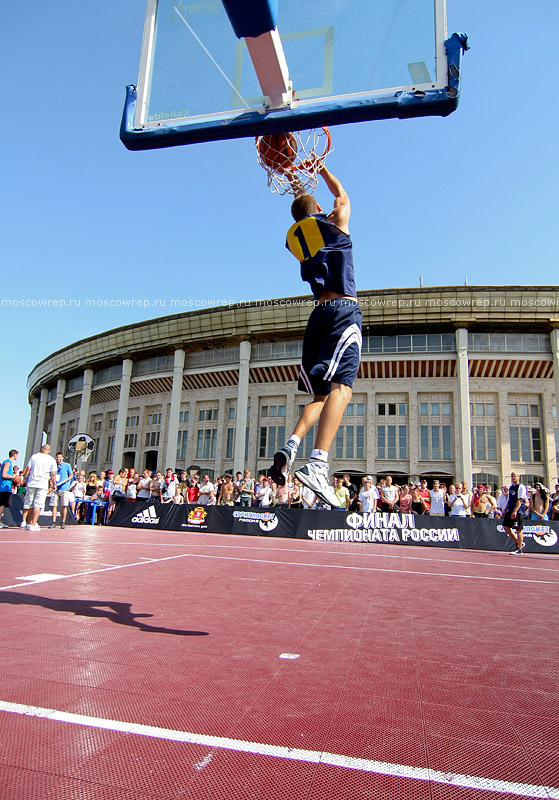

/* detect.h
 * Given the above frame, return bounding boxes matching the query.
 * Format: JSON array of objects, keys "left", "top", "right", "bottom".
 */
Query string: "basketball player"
[{"left": 269, "top": 165, "right": 362, "bottom": 508}]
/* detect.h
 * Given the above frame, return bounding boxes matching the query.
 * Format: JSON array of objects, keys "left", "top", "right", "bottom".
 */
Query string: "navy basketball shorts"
[{"left": 298, "top": 298, "right": 363, "bottom": 395}]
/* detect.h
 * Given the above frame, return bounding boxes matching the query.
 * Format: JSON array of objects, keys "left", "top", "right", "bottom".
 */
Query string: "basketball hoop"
[
  {"left": 256, "top": 127, "right": 332, "bottom": 196},
  {"left": 67, "top": 434, "right": 96, "bottom": 466}
]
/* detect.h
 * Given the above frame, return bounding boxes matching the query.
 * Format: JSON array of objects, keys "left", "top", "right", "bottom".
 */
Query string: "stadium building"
[{"left": 25, "top": 286, "right": 559, "bottom": 490}]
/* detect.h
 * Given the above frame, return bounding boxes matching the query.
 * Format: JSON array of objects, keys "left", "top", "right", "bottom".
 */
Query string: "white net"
[{"left": 256, "top": 127, "right": 332, "bottom": 196}]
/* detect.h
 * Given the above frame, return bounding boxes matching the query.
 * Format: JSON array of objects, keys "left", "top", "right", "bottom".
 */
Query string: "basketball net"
[{"left": 256, "top": 127, "right": 332, "bottom": 196}]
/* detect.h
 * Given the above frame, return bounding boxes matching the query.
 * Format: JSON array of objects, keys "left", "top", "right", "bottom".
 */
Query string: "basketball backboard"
[{"left": 121, "top": 0, "right": 467, "bottom": 151}]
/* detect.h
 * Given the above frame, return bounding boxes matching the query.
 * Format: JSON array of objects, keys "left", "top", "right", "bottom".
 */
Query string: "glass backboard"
[{"left": 121, "top": 0, "right": 466, "bottom": 150}]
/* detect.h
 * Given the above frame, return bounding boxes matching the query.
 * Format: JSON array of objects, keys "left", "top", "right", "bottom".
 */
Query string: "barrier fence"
[{"left": 108, "top": 501, "right": 559, "bottom": 554}]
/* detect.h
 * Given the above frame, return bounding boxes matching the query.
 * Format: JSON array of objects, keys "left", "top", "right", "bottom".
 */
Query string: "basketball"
[{"left": 258, "top": 132, "right": 298, "bottom": 173}]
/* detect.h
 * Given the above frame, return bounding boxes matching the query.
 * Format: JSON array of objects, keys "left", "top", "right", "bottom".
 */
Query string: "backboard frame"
[{"left": 121, "top": 0, "right": 467, "bottom": 151}]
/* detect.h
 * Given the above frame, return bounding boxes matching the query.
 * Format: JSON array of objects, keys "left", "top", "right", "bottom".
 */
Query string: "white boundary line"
[
  {"left": 0, "top": 700, "right": 556, "bottom": 799},
  {"left": 0, "top": 549, "right": 557, "bottom": 590}
]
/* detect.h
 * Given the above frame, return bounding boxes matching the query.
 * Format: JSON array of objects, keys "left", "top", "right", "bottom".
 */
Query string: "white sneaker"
[
  {"left": 20, "top": 521, "right": 28, "bottom": 529},
  {"left": 270, "top": 447, "right": 296, "bottom": 486},
  {"left": 295, "top": 461, "right": 343, "bottom": 508},
  {"left": 27, "top": 524, "right": 41, "bottom": 532},
  {"left": 0, "top": 521, "right": 9, "bottom": 528}
]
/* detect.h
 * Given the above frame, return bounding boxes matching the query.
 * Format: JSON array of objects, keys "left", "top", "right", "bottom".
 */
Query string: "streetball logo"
[
  {"left": 497, "top": 524, "right": 558, "bottom": 547},
  {"left": 131, "top": 506, "right": 160, "bottom": 525},
  {"left": 259, "top": 513, "right": 278, "bottom": 532}
]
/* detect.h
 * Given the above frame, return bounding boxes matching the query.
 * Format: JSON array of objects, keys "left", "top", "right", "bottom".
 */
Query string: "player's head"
[{"left": 291, "top": 193, "right": 319, "bottom": 221}]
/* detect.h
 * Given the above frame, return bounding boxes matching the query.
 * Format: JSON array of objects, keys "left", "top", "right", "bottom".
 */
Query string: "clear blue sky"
[{"left": 1, "top": 1, "right": 557, "bottom": 458}]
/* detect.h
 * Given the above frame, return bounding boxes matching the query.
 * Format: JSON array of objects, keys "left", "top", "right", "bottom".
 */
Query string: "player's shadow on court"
[{"left": 0, "top": 591, "right": 209, "bottom": 636}]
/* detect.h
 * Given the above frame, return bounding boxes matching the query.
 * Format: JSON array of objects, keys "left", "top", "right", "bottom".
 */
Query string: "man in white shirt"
[
  {"left": 198, "top": 474, "right": 215, "bottom": 505},
  {"left": 380, "top": 475, "right": 398, "bottom": 512},
  {"left": 22, "top": 444, "right": 57, "bottom": 531},
  {"left": 359, "top": 477, "right": 379, "bottom": 513},
  {"left": 429, "top": 480, "right": 446, "bottom": 516}
]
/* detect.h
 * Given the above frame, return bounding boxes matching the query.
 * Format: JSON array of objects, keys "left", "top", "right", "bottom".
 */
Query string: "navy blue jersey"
[
  {"left": 286, "top": 213, "right": 356, "bottom": 300},
  {"left": 506, "top": 482, "right": 526, "bottom": 514}
]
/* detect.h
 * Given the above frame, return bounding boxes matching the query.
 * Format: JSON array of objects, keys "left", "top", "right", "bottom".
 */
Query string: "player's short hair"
[{"left": 291, "top": 193, "right": 319, "bottom": 221}]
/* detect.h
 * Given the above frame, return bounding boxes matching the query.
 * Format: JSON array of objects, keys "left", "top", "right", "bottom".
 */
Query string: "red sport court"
[{"left": 0, "top": 525, "right": 557, "bottom": 799}]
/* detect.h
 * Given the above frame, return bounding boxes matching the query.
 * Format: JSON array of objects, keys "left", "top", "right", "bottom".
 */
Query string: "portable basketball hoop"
[
  {"left": 256, "top": 127, "right": 332, "bottom": 196},
  {"left": 67, "top": 434, "right": 95, "bottom": 466}
]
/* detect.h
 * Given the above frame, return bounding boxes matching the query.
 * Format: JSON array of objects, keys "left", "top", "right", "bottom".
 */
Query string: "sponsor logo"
[
  {"left": 232, "top": 510, "right": 278, "bottom": 531},
  {"left": 188, "top": 506, "right": 208, "bottom": 526},
  {"left": 130, "top": 506, "right": 160, "bottom": 525},
  {"left": 497, "top": 524, "right": 558, "bottom": 547}
]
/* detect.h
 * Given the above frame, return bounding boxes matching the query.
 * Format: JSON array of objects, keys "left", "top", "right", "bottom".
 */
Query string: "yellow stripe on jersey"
[{"left": 286, "top": 216, "right": 326, "bottom": 262}]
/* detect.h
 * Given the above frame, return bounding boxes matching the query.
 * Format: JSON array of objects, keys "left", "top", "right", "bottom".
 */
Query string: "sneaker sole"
[
  {"left": 270, "top": 452, "right": 288, "bottom": 486},
  {"left": 294, "top": 468, "right": 343, "bottom": 509}
]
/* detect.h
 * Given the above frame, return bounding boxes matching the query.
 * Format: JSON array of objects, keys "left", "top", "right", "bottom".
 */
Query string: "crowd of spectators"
[{"left": 2, "top": 445, "right": 559, "bottom": 527}]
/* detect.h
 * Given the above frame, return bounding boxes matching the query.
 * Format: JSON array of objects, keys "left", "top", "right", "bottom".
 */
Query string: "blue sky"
[{"left": 1, "top": 1, "right": 557, "bottom": 459}]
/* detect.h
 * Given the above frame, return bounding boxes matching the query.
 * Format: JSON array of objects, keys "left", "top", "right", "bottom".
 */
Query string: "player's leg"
[
  {"left": 313, "top": 382, "right": 352, "bottom": 452},
  {"left": 269, "top": 395, "right": 326, "bottom": 485}
]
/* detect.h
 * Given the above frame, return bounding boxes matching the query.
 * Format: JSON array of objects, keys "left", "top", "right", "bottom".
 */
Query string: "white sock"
[
  {"left": 310, "top": 448, "right": 328, "bottom": 463},
  {"left": 285, "top": 435, "right": 300, "bottom": 453}
]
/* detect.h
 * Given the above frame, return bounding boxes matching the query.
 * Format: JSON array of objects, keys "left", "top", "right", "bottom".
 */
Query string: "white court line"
[
  {"left": 0, "top": 700, "right": 556, "bottom": 799},
  {"left": 0, "top": 553, "right": 192, "bottom": 591},
  {"left": 0, "top": 549, "right": 557, "bottom": 591},
  {"left": 185, "top": 553, "right": 559, "bottom": 585},
  {"left": 2, "top": 538, "right": 557, "bottom": 575}
]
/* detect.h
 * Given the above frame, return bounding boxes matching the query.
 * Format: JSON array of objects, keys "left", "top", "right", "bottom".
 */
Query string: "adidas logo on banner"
[{"left": 131, "top": 506, "right": 160, "bottom": 525}]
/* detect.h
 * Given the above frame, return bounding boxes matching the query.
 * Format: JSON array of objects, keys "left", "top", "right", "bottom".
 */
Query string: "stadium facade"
[{"left": 25, "top": 286, "right": 559, "bottom": 489}]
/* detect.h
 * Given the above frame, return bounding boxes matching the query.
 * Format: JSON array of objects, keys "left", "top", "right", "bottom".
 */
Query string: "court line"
[
  {"left": 0, "top": 700, "right": 555, "bottom": 799},
  {"left": 0, "top": 548, "right": 557, "bottom": 590},
  {"left": 185, "top": 553, "right": 559, "bottom": 585},
  {"left": 1, "top": 538, "right": 557, "bottom": 575},
  {"left": 0, "top": 552, "right": 192, "bottom": 591}
]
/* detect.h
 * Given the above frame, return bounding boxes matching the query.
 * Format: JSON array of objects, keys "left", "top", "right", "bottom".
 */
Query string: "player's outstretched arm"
[{"left": 319, "top": 165, "right": 350, "bottom": 232}]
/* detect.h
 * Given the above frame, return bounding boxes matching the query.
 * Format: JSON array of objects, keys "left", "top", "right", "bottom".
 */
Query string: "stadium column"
[
  {"left": 366, "top": 387, "right": 376, "bottom": 477},
  {"left": 497, "top": 390, "right": 512, "bottom": 485},
  {"left": 550, "top": 330, "right": 559, "bottom": 467},
  {"left": 407, "top": 388, "right": 419, "bottom": 482},
  {"left": 112, "top": 359, "right": 133, "bottom": 470},
  {"left": 33, "top": 388, "right": 49, "bottom": 453},
  {"left": 455, "top": 328, "right": 472, "bottom": 485},
  {"left": 165, "top": 349, "right": 186, "bottom": 469},
  {"left": 50, "top": 379, "right": 66, "bottom": 452},
  {"left": 234, "top": 340, "right": 251, "bottom": 474},
  {"left": 24, "top": 395, "right": 39, "bottom": 463},
  {"left": 77, "top": 369, "right": 93, "bottom": 434},
  {"left": 540, "top": 391, "right": 556, "bottom": 488}
]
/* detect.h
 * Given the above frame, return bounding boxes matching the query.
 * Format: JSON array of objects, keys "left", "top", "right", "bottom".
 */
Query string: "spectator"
[
  {"left": 186, "top": 475, "right": 200, "bottom": 504},
  {"left": 21, "top": 444, "right": 57, "bottom": 531},
  {"left": 301, "top": 484, "right": 317, "bottom": 509},
  {"left": 162, "top": 469, "right": 179, "bottom": 502},
  {"left": 177, "top": 470, "right": 189, "bottom": 498},
  {"left": 70, "top": 470, "right": 87, "bottom": 519},
  {"left": 238, "top": 469, "right": 255, "bottom": 507},
  {"left": 289, "top": 477, "right": 304, "bottom": 508},
  {"left": 126, "top": 468, "right": 139, "bottom": 501},
  {"left": 233, "top": 471, "right": 244, "bottom": 504},
  {"left": 0, "top": 449, "right": 19, "bottom": 528},
  {"left": 198, "top": 474, "right": 215, "bottom": 505},
  {"left": 461, "top": 481, "right": 473, "bottom": 516},
  {"left": 359, "top": 476, "right": 379, "bottom": 512},
  {"left": 418, "top": 479, "right": 430, "bottom": 513},
  {"left": 150, "top": 472, "right": 164, "bottom": 502},
  {"left": 333, "top": 476, "right": 350, "bottom": 509},
  {"left": 380, "top": 475, "right": 398, "bottom": 512},
  {"left": 217, "top": 474, "right": 236, "bottom": 505},
  {"left": 411, "top": 484, "right": 426, "bottom": 515},
  {"left": 137, "top": 469, "right": 152, "bottom": 501},
  {"left": 448, "top": 484, "right": 468, "bottom": 517},
  {"left": 256, "top": 477, "right": 273, "bottom": 507},
  {"left": 428, "top": 479, "right": 445, "bottom": 517},
  {"left": 471, "top": 485, "right": 496, "bottom": 518},
  {"left": 530, "top": 483, "right": 549, "bottom": 521},
  {"left": 398, "top": 484, "right": 412, "bottom": 514},
  {"left": 343, "top": 473, "right": 359, "bottom": 511},
  {"left": 170, "top": 487, "right": 184, "bottom": 504},
  {"left": 274, "top": 481, "right": 290, "bottom": 508}
]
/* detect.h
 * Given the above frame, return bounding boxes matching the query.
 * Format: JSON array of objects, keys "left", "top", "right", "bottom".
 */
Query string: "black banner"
[{"left": 109, "top": 502, "right": 559, "bottom": 555}]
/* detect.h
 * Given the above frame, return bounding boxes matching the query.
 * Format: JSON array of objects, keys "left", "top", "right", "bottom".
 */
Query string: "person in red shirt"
[
  {"left": 186, "top": 475, "right": 200, "bottom": 504},
  {"left": 418, "top": 479, "right": 431, "bottom": 513}
]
